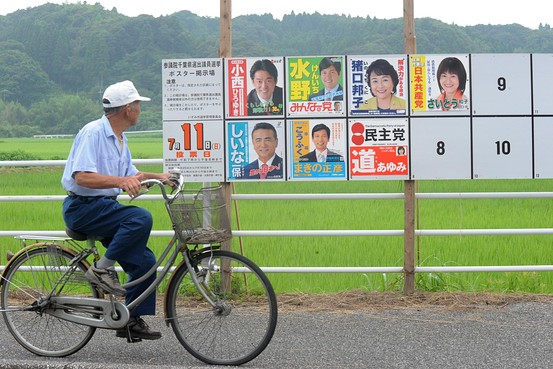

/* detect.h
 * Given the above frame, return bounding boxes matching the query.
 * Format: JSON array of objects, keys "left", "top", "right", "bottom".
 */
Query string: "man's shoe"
[
  {"left": 116, "top": 317, "right": 162, "bottom": 341},
  {"left": 85, "top": 263, "right": 126, "bottom": 297}
]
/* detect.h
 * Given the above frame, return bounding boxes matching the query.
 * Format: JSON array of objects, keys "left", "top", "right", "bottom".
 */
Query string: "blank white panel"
[
  {"left": 472, "top": 117, "right": 532, "bottom": 179},
  {"left": 471, "top": 54, "right": 531, "bottom": 116},
  {"left": 532, "top": 54, "right": 553, "bottom": 115},
  {"left": 534, "top": 117, "right": 553, "bottom": 178},
  {"left": 410, "top": 117, "right": 471, "bottom": 179}
]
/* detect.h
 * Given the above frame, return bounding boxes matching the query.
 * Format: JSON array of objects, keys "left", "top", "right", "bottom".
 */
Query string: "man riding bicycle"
[{"left": 61, "top": 80, "right": 174, "bottom": 341}]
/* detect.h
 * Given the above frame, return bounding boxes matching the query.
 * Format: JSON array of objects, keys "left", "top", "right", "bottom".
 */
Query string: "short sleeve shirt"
[{"left": 61, "top": 115, "right": 138, "bottom": 196}]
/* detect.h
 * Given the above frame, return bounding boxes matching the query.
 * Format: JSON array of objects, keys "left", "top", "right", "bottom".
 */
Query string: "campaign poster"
[
  {"left": 348, "top": 55, "right": 408, "bottom": 116},
  {"left": 163, "top": 120, "right": 225, "bottom": 182},
  {"left": 162, "top": 58, "right": 224, "bottom": 121},
  {"left": 226, "top": 120, "right": 285, "bottom": 181},
  {"left": 409, "top": 54, "right": 470, "bottom": 115},
  {"left": 288, "top": 119, "right": 347, "bottom": 180},
  {"left": 225, "top": 57, "right": 285, "bottom": 118},
  {"left": 348, "top": 118, "right": 409, "bottom": 180},
  {"left": 286, "top": 56, "right": 346, "bottom": 118}
]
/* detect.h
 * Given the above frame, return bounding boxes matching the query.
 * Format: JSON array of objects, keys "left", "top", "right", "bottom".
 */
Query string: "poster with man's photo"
[
  {"left": 288, "top": 119, "right": 347, "bottom": 180},
  {"left": 226, "top": 120, "right": 285, "bottom": 181},
  {"left": 286, "top": 56, "right": 346, "bottom": 118},
  {"left": 225, "top": 57, "right": 285, "bottom": 118}
]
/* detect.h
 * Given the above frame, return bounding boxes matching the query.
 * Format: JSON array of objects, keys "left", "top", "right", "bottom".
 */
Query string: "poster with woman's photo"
[
  {"left": 409, "top": 54, "right": 470, "bottom": 115},
  {"left": 348, "top": 55, "right": 408, "bottom": 116},
  {"left": 288, "top": 119, "right": 347, "bottom": 180},
  {"left": 225, "top": 57, "right": 285, "bottom": 119}
]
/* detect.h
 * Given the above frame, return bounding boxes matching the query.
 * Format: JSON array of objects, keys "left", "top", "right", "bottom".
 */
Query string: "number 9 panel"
[{"left": 471, "top": 54, "right": 531, "bottom": 116}]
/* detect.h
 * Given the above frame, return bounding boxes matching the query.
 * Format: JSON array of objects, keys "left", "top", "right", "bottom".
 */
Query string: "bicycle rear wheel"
[
  {"left": 1, "top": 244, "right": 98, "bottom": 357},
  {"left": 166, "top": 250, "right": 278, "bottom": 366}
]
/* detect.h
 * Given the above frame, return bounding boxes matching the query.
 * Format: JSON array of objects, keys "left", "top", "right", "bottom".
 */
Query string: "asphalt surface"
[{"left": 1, "top": 300, "right": 553, "bottom": 369}]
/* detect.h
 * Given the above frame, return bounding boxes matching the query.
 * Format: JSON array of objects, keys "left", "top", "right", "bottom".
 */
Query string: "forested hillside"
[{"left": 0, "top": 3, "right": 551, "bottom": 137}]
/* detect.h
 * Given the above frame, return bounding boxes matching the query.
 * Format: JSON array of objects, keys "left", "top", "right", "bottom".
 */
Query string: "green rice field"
[{"left": 2, "top": 136, "right": 553, "bottom": 294}]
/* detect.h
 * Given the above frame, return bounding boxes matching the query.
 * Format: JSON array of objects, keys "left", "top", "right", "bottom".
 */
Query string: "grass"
[{"left": 2, "top": 137, "right": 553, "bottom": 294}]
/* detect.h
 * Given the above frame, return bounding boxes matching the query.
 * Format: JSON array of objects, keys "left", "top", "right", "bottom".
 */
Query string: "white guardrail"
[{"left": 2, "top": 159, "right": 553, "bottom": 274}]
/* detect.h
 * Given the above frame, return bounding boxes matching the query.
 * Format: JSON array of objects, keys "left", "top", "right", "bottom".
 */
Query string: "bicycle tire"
[
  {"left": 1, "top": 244, "right": 98, "bottom": 357},
  {"left": 166, "top": 249, "right": 278, "bottom": 366}
]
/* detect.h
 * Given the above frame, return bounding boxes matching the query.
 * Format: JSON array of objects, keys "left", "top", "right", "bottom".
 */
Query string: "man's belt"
[{"left": 67, "top": 191, "right": 117, "bottom": 200}]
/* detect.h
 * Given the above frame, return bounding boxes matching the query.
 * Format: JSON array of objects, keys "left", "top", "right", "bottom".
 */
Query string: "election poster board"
[
  {"left": 348, "top": 118, "right": 409, "bottom": 180},
  {"left": 226, "top": 120, "right": 285, "bottom": 181},
  {"left": 162, "top": 120, "right": 225, "bottom": 182},
  {"left": 409, "top": 54, "right": 470, "bottom": 115},
  {"left": 161, "top": 54, "right": 553, "bottom": 182},
  {"left": 224, "top": 57, "right": 285, "bottom": 118},
  {"left": 348, "top": 55, "right": 408, "bottom": 117},
  {"left": 286, "top": 56, "right": 346, "bottom": 118},
  {"left": 287, "top": 119, "right": 347, "bottom": 180}
]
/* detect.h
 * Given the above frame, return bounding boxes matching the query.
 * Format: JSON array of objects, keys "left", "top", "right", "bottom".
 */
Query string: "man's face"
[
  {"left": 252, "top": 128, "right": 277, "bottom": 163},
  {"left": 252, "top": 70, "right": 276, "bottom": 101},
  {"left": 127, "top": 101, "right": 141, "bottom": 126},
  {"left": 312, "top": 129, "right": 329, "bottom": 151},
  {"left": 320, "top": 65, "right": 340, "bottom": 91}
]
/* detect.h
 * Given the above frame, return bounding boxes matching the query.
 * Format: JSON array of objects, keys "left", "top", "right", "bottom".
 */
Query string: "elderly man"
[{"left": 62, "top": 80, "right": 174, "bottom": 341}]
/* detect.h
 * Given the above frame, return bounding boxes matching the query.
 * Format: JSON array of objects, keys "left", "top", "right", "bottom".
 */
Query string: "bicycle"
[{"left": 0, "top": 170, "right": 278, "bottom": 366}]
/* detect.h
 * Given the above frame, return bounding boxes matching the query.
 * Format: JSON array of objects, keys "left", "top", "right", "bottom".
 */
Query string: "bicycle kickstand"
[{"left": 124, "top": 327, "right": 142, "bottom": 344}]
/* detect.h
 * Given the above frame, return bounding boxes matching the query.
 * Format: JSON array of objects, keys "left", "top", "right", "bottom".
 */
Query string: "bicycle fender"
[
  {"left": 0, "top": 242, "right": 90, "bottom": 287},
  {"left": 163, "top": 260, "right": 187, "bottom": 321}
]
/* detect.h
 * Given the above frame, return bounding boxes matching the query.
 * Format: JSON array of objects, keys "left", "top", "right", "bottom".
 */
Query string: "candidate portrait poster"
[
  {"left": 288, "top": 119, "right": 347, "bottom": 180},
  {"left": 163, "top": 120, "right": 225, "bottom": 182},
  {"left": 286, "top": 56, "right": 346, "bottom": 118},
  {"left": 162, "top": 58, "right": 224, "bottom": 121},
  {"left": 225, "top": 57, "right": 285, "bottom": 118},
  {"left": 348, "top": 118, "right": 409, "bottom": 180},
  {"left": 226, "top": 120, "right": 285, "bottom": 181},
  {"left": 348, "top": 55, "right": 408, "bottom": 117},
  {"left": 409, "top": 54, "right": 470, "bottom": 115}
]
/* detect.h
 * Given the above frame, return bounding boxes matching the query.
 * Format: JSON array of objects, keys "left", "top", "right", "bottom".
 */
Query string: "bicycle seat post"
[{"left": 65, "top": 228, "right": 101, "bottom": 262}]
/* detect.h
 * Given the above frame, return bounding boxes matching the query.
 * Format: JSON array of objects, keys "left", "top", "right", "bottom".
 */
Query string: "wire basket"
[{"left": 168, "top": 186, "right": 232, "bottom": 244}]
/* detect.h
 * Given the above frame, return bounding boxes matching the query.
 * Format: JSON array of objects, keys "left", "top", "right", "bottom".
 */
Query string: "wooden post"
[
  {"left": 403, "top": 0, "right": 416, "bottom": 295},
  {"left": 219, "top": 0, "right": 232, "bottom": 58},
  {"left": 218, "top": 0, "right": 233, "bottom": 292},
  {"left": 219, "top": 0, "right": 232, "bottom": 252}
]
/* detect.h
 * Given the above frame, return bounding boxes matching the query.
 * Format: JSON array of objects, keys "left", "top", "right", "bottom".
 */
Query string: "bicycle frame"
[{"left": 1, "top": 170, "right": 222, "bottom": 326}]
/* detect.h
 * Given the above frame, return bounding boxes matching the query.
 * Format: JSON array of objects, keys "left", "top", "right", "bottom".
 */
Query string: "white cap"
[{"left": 102, "top": 80, "right": 151, "bottom": 108}]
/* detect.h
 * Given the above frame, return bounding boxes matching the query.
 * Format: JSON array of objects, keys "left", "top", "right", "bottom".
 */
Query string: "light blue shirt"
[{"left": 61, "top": 115, "right": 138, "bottom": 196}]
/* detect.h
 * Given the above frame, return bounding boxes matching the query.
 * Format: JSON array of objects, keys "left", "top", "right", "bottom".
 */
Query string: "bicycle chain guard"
[{"left": 46, "top": 296, "right": 130, "bottom": 329}]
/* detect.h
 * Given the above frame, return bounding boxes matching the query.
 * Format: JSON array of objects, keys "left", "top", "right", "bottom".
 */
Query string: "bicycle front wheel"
[
  {"left": 166, "top": 250, "right": 278, "bottom": 366},
  {"left": 1, "top": 244, "right": 98, "bottom": 357}
]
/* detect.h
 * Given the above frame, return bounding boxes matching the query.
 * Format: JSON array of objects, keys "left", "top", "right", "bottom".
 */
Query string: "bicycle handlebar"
[{"left": 133, "top": 169, "right": 185, "bottom": 201}]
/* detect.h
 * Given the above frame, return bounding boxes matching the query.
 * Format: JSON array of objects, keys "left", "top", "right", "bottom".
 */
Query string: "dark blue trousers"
[{"left": 62, "top": 196, "right": 156, "bottom": 316}]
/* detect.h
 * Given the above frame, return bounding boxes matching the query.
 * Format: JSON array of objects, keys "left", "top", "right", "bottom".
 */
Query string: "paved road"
[{"left": 1, "top": 300, "right": 553, "bottom": 369}]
